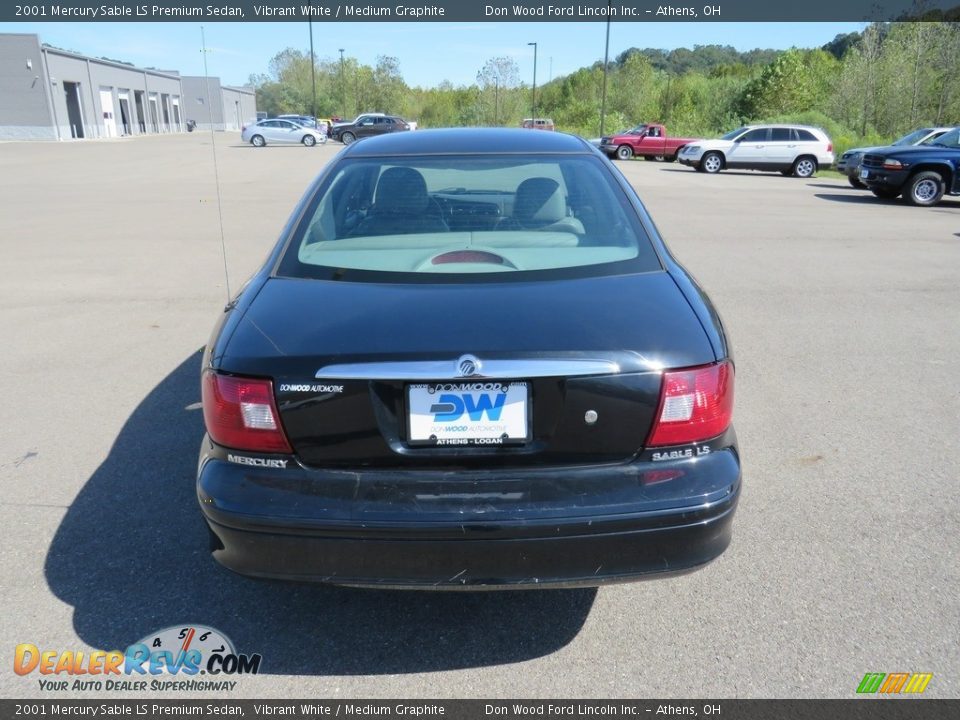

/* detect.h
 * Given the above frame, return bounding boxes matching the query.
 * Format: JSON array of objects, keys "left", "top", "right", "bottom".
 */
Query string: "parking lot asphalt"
[{"left": 1, "top": 133, "right": 958, "bottom": 699}]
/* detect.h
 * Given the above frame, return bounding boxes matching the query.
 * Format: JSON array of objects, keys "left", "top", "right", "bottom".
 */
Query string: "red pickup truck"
[{"left": 599, "top": 123, "right": 698, "bottom": 161}]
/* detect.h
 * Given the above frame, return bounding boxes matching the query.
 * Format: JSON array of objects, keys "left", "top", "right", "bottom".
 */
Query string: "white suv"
[{"left": 678, "top": 125, "right": 834, "bottom": 177}]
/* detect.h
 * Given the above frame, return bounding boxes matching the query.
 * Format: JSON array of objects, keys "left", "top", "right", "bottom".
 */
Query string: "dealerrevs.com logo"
[{"left": 15, "top": 625, "right": 262, "bottom": 692}]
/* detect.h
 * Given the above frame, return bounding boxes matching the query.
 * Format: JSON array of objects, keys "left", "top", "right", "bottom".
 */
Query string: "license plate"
[
  {"left": 860, "top": 169, "right": 870, "bottom": 179},
  {"left": 407, "top": 382, "right": 529, "bottom": 446}
]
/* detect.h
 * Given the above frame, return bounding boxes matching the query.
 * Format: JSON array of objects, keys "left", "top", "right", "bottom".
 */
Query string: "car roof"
[
  {"left": 742, "top": 124, "right": 825, "bottom": 130},
  {"left": 342, "top": 128, "right": 594, "bottom": 156}
]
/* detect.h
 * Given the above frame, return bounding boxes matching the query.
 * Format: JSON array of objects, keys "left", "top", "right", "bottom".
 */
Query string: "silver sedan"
[{"left": 241, "top": 119, "right": 327, "bottom": 147}]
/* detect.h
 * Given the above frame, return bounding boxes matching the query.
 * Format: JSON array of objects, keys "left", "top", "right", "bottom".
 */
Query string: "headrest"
[
  {"left": 513, "top": 177, "right": 566, "bottom": 224},
  {"left": 374, "top": 167, "right": 430, "bottom": 214}
]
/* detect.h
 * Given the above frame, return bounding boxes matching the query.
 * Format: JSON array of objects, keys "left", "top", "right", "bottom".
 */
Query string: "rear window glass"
[
  {"left": 795, "top": 129, "right": 818, "bottom": 141},
  {"left": 276, "top": 154, "right": 662, "bottom": 283}
]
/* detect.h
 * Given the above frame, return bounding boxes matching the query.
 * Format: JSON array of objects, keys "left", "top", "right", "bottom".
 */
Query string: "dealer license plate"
[{"left": 407, "top": 382, "right": 529, "bottom": 446}]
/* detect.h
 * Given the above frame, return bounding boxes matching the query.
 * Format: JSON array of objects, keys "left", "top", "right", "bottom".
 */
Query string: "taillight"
[
  {"left": 202, "top": 372, "right": 292, "bottom": 453},
  {"left": 827, "top": 143, "right": 833, "bottom": 153},
  {"left": 647, "top": 362, "right": 734, "bottom": 447}
]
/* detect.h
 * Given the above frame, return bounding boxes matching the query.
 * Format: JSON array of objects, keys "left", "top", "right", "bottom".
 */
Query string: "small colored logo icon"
[{"left": 857, "top": 672, "right": 933, "bottom": 694}]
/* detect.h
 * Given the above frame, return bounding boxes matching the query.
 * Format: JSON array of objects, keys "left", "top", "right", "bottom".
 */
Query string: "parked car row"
[
  {"left": 837, "top": 127, "right": 953, "bottom": 189},
  {"left": 600, "top": 122, "right": 834, "bottom": 178},
  {"left": 241, "top": 113, "right": 417, "bottom": 148},
  {"left": 601, "top": 119, "right": 958, "bottom": 206},
  {"left": 856, "top": 126, "right": 960, "bottom": 206}
]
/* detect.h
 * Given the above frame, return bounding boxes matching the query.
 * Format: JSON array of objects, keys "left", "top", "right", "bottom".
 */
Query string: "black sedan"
[{"left": 198, "top": 128, "right": 740, "bottom": 589}]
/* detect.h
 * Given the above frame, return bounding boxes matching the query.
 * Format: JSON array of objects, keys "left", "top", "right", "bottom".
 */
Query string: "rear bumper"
[{"left": 197, "top": 436, "right": 741, "bottom": 589}]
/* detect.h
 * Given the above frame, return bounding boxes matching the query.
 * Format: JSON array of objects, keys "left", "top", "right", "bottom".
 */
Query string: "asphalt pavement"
[{"left": 1, "top": 133, "right": 957, "bottom": 699}]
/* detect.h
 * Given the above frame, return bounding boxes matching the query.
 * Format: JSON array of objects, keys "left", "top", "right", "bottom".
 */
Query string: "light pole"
[
  {"left": 600, "top": 0, "right": 611, "bottom": 137},
  {"left": 308, "top": 7, "right": 317, "bottom": 119},
  {"left": 528, "top": 41, "right": 538, "bottom": 122},
  {"left": 338, "top": 48, "right": 345, "bottom": 117},
  {"left": 476, "top": 71, "right": 484, "bottom": 126}
]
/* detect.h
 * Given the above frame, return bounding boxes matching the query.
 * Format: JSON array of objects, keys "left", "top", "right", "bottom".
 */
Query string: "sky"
[{"left": 0, "top": 21, "right": 863, "bottom": 88}]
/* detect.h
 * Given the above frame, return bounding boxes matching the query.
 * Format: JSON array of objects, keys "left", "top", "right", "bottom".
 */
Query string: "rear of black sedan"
[{"left": 197, "top": 129, "right": 740, "bottom": 589}]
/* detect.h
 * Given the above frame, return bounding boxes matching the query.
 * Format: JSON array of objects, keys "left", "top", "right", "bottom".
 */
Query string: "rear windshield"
[{"left": 276, "top": 154, "right": 662, "bottom": 283}]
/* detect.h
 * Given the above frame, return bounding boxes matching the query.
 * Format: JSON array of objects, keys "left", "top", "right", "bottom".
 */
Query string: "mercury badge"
[{"left": 456, "top": 354, "right": 481, "bottom": 378}]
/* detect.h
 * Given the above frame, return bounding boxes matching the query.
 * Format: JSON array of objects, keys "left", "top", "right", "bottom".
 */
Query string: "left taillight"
[
  {"left": 647, "top": 361, "right": 734, "bottom": 448},
  {"left": 202, "top": 372, "right": 292, "bottom": 454}
]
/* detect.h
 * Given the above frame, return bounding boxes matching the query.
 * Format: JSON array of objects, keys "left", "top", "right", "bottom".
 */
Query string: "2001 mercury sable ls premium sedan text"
[{"left": 197, "top": 128, "right": 740, "bottom": 589}]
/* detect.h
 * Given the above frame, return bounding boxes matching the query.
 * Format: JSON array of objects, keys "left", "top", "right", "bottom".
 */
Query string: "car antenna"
[{"left": 201, "top": 25, "right": 232, "bottom": 303}]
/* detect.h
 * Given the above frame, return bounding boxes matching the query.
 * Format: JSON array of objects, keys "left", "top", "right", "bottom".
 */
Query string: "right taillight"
[
  {"left": 202, "top": 372, "right": 292, "bottom": 454},
  {"left": 647, "top": 361, "right": 734, "bottom": 447}
]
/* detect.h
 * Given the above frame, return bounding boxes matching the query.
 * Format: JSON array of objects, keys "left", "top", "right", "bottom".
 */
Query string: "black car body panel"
[
  {"left": 199, "top": 440, "right": 739, "bottom": 587},
  {"left": 198, "top": 128, "right": 740, "bottom": 588},
  {"left": 215, "top": 273, "right": 715, "bottom": 468}
]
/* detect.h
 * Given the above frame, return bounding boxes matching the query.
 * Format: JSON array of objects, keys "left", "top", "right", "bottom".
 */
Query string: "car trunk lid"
[{"left": 219, "top": 273, "right": 715, "bottom": 468}]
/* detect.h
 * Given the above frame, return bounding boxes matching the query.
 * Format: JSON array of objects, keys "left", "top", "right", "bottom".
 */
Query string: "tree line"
[{"left": 250, "top": 22, "right": 960, "bottom": 156}]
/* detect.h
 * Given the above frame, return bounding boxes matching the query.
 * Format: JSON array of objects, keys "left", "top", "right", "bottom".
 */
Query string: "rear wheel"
[
  {"left": 791, "top": 156, "right": 817, "bottom": 178},
  {"left": 702, "top": 152, "right": 723, "bottom": 174},
  {"left": 904, "top": 171, "right": 945, "bottom": 206},
  {"left": 665, "top": 153, "right": 678, "bottom": 163},
  {"left": 871, "top": 187, "right": 901, "bottom": 200},
  {"left": 616, "top": 145, "right": 633, "bottom": 160},
  {"left": 302, "top": 135, "right": 316, "bottom": 147},
  {"left": 341, "top": 131, "right": 356, "bottom": 145},
  {"left": 848, "top": 175, "right": 867, "bottom": 190},
  {"left": 250, "top": 135, "right": 265, "bottom": 147}
]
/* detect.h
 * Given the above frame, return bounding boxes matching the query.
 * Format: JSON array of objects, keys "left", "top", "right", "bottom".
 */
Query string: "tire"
[
  {"left": 871, "top": 187, "right": 901, "bottom": 200},
  {"left": 616, "top": 145, "right": 632, "bottom": 160},
  {"left": 702, "top": 152, "right": 723, "bottom": 174},
  {"left": 665, "top": 153, "right": 678, "bottom": 163},
  {"left": 848, "top": 175, "right": 867, "bottom": 190},
  {"left": 250, "top": 135, "right": 265, "bottom": 147},
  {"left": 903, "top": 171, "right": 945, "bottom": 207},
  {"left": 341, "top": 131, "right": 356, "bottom": 145},
  {"left": 791, "top": 156, "right": 817, "bottom": 178},
  {"left": 302, "top": 134, "right": 316, "bottom": 147}
]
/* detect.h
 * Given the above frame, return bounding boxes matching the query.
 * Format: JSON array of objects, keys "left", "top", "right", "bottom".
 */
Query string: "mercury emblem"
[{"left": 457, "top": 354, "right": 481, "bottom": 377}]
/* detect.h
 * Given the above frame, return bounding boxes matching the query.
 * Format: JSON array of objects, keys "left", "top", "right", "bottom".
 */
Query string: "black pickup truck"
[{"left": 859, "top": 127, "right": 960, "bottom": 206}]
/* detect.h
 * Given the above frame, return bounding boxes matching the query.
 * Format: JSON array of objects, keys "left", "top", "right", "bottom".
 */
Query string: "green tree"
[{"left": 738, "top": 49, "right": 838, "bottom": 120}]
